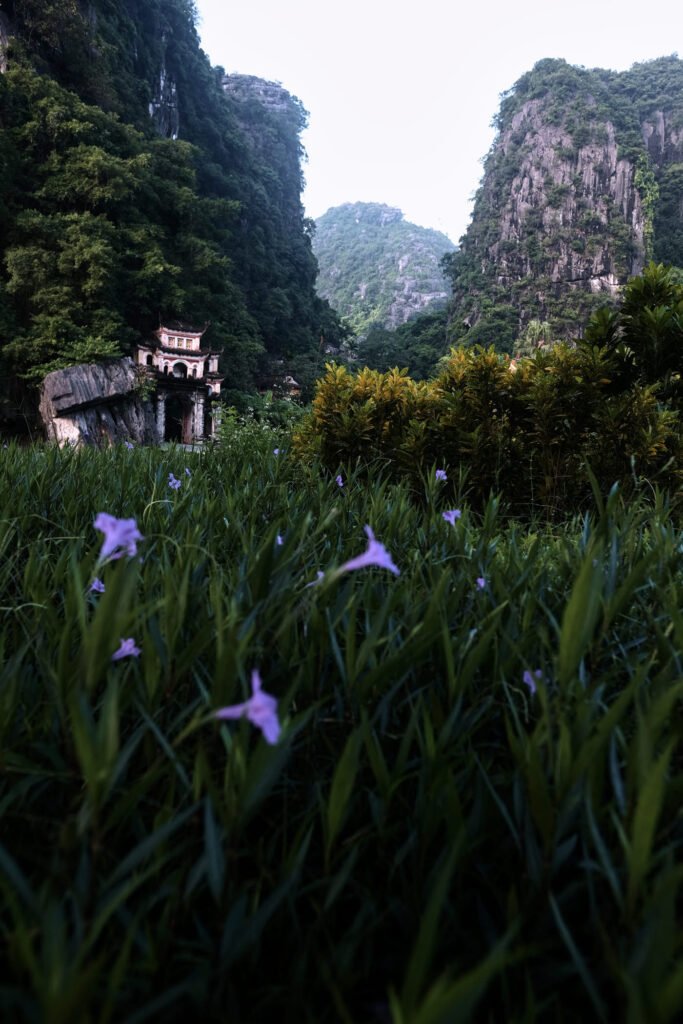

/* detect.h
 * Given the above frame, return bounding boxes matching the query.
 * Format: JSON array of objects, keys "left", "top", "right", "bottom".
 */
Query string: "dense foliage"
[
  {"left": 584, "top": 260, "right": 683, "bottom": 400},
  {"left": 0, "top": 0, "right": 343, "bottom": 399},
  {"left": 2, "top": 434, "right": 683, "bottom": 1021},
  {"left": 445, "top": 56, "right": 683, "bottom": 351},
  {"left": 313, "top": 202, "right": 454, "bottom": 337},
  {"left": 295, "top": 345, "right": 680, "bottom": 514},
  {"left": 360, "top": 306, "right": 451, "bottom": 379},
  {"left": 294, "top": 265, "right": 683, "bottom": 514}
]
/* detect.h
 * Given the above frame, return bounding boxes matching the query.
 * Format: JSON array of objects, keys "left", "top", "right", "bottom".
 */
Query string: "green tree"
[{"left": 584, "top": 262, "right": 683, "bottom": 400}]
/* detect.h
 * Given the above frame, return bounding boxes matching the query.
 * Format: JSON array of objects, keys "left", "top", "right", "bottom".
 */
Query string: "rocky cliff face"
[
  {"left": 489, "top": 102, "right": 644, "bottom": 291},
  {"left": 39, "top": 358, "right": 157, "bottom": 447},
  {"left": 148, "top": 42, "right": 179, "bottom": 139},
  {"left": 0, "top": 11, "right": 9, "bottom": 73},
  {"left": 221, "top": 74, "right": 306, "bottom": 234},
  {"left": 313, "top": 202, "right": 456, "bottom": 336},
  {"left": 446, "top": 57, "right": 683, "bottom": 351}
]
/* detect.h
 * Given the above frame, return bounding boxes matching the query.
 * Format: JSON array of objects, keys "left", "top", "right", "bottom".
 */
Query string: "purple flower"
[
  {"left": 124, "top": 441, "right": 134, "bottom": 450},
  {"left": 442, "top": 509, "right": 462, "bottom": 526},
  {"left": 185, "top": 467, "right": 191, "bottom": 477},
  {"left": 476, "top": 576, "right": 486, "bottom": 590},
  {"left": 112, "top": 637, "right": 141, "bottom": 661},
  {"left": 305, "top": 570, "right": 325, "bottom": 588},
  {"left": 273, "top": 448, "right": 280, "bottom": 456},
  {"left": 276, "top": 534, "right": 284, "bottom": 546},
  {"left": 435, "top": 469, "right": 447, "bottom": 482},
  {"left": 522, "top": 669, "right": 543, "bottom": 695},
  {"left": 335, "top": 474, "right": 344, "bottom": 488},
  {"left": 168, "top": 473, "right": 181, "bottom": 490},
  {"left": 90, "top": 577, "right": 106, "bottom": 594},
  {"left": 338, "top": 525, "right": 400, "bottom": 576},
  {"left": 214, "top": 669, "right": 281, "bottom": 745},
  {"left": 94, "top": 513, "right": 143, "bottom": 562}
]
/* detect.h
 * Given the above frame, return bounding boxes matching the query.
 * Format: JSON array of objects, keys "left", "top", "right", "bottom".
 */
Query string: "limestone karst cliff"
[
  {"left": 446, "top": 56, "right": 683, "bottom": 351},
  {"left": 313, "top": 202, "right": 455, "bottom": 337}
]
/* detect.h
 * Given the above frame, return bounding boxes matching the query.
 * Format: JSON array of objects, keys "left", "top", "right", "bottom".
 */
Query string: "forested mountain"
[
  {"left": 312, "top": 202, "right": 455, "bottom": 337},
  {"left": 0, "top": 0, "right": 343, "bottom": 407},
  {"left": 445, "top": 56, "right": 683, "bottom": 352}
]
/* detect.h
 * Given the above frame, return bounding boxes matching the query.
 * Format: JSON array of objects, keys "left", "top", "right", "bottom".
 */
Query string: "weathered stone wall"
[{"left": 39, "top": 358, "right": 158, "bottom": 447}]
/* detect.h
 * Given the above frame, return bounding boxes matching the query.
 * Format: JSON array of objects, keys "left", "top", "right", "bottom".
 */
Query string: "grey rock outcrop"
[
  {"left": 0, "top": 11, "right": 10, "bottom": 73},
  {"left": 447, "top": 57, "right": 683, "bottom": 349},
  {"left": 149, "top": 42, "right": 179, "bottom": 139},
  {"left": 221, "top": 74, "right": 292, "bottom": 114},
  {"left": 489, "top": 103, "right": 645, "bottom": 291},
  {"left": 40, "top": 358, "right": 157, "bottom": 447}
]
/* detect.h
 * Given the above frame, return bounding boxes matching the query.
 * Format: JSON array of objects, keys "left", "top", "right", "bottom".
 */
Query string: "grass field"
[{"left": 1, "top": 427, "right": 683, "bottom": 1022}]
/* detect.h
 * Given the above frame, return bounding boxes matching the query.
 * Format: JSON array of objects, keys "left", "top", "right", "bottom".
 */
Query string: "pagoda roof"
[{"left": 157, "top": 321, "right": 208, "bottom": 335}]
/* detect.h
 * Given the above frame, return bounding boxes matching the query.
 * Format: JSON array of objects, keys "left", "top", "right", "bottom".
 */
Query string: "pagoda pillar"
[
  {"left": 192, "top": 393, "right": 205, "bottom": 441},
  {"left": 156, "top": 391, "right": 167, "bottom": 442},
  {"left": 209, "top": 400, "right": 220, "bottom": 438}
]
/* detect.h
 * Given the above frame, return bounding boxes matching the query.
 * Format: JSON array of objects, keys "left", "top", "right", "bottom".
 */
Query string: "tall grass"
[{"left": 1, "top": 432, "right": 683, "bottom": 1022}]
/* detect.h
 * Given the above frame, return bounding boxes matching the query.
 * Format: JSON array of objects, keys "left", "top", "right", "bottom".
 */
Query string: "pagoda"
[{"left": 136, "top": 322, "right": 224, "bottom": 443}]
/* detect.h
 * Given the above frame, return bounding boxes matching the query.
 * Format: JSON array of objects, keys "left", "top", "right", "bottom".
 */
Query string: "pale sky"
[{"left": 194, "top": 1, "right": 681, "bottom": 244}]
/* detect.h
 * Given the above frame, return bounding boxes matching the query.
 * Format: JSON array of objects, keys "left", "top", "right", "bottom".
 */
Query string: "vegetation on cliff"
[
  {"left": 313, "top": 202, "right": 455, "bottom": 337},
  {"left": 0, "top": 0, "right": 343, "bottom": 400}
]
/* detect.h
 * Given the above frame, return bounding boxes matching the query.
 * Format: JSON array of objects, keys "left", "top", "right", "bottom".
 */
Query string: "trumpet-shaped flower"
[
  {"left": 442, "top": 509, "right": 462, "bottom": 526},
  {"left": 214, "top": 669, "right": 281, "bottom": 744},
  {"left": 476, "top": 576, "right": 486, "bottom": 590},
  {"left": 185, "top": 467, "right": 191, "bottom": 477},
  {"left": 124, "top": 441, "right": 134, "bottom": 450},
  {"left": 339, "top": 525, "right": 400, "bottom": 576},
  {"left": 335, "top": 474, "right": 344, "bottom": 488},
  {"left": 522, "top": 669, "right": 542, "bottom": 695},
  {"left": 168, "top": 473, "right": 181, "bottom": 490},
  {"left": 94, "top": 513, "right": 143, "bottom": 562},
  {"left": 273, "top": 448, "right": 280, "bottom": 456},
  {"left": 90, "top": 577, "right": 106, "bottom": 594},
  {"left": 435, "top": 468, "right": 447, "bottom": 481},
  {"left": 112, "top": 637, "right": 141, "bottom": 661}
]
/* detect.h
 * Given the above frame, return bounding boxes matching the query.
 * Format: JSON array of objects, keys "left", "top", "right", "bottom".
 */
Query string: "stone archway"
[{"left": 164, "top": 393, "right": 193, "bottom": 443}]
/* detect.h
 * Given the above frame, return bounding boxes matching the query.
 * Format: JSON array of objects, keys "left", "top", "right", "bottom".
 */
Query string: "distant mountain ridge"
[{"left": 312, "top": 203, "right": 456, "bottom": 336}]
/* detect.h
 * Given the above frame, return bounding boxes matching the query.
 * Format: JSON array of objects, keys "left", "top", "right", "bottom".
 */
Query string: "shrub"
[
  {"left": 294, "top": 362, "right": 431, "bottom": 469},
  {"left": 293, "top": 345, "right": 681, "bottom": 514}
]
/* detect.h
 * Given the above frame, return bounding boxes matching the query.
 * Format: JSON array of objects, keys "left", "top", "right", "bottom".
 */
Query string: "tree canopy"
[{"left": 0, "top": 0, "right": 343, "bottom": 395}]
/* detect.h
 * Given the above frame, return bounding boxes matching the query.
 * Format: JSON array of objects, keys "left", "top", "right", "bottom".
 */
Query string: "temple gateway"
[{"left": 136, "top": 322, "right": 224, "bottom": 443}]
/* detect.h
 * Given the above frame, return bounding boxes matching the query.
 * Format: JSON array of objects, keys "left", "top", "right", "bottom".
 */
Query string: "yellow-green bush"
[
  {"left": 293, "top": 345, "right": 682, "bottom": 513},
  {"left": 293, "top": 363, "right": 432, "bottom": 467}
]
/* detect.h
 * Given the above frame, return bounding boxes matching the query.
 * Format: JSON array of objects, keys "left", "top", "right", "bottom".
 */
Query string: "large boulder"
[{"left": 39, "top": 358, "right": 158, "bottom": 447}]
